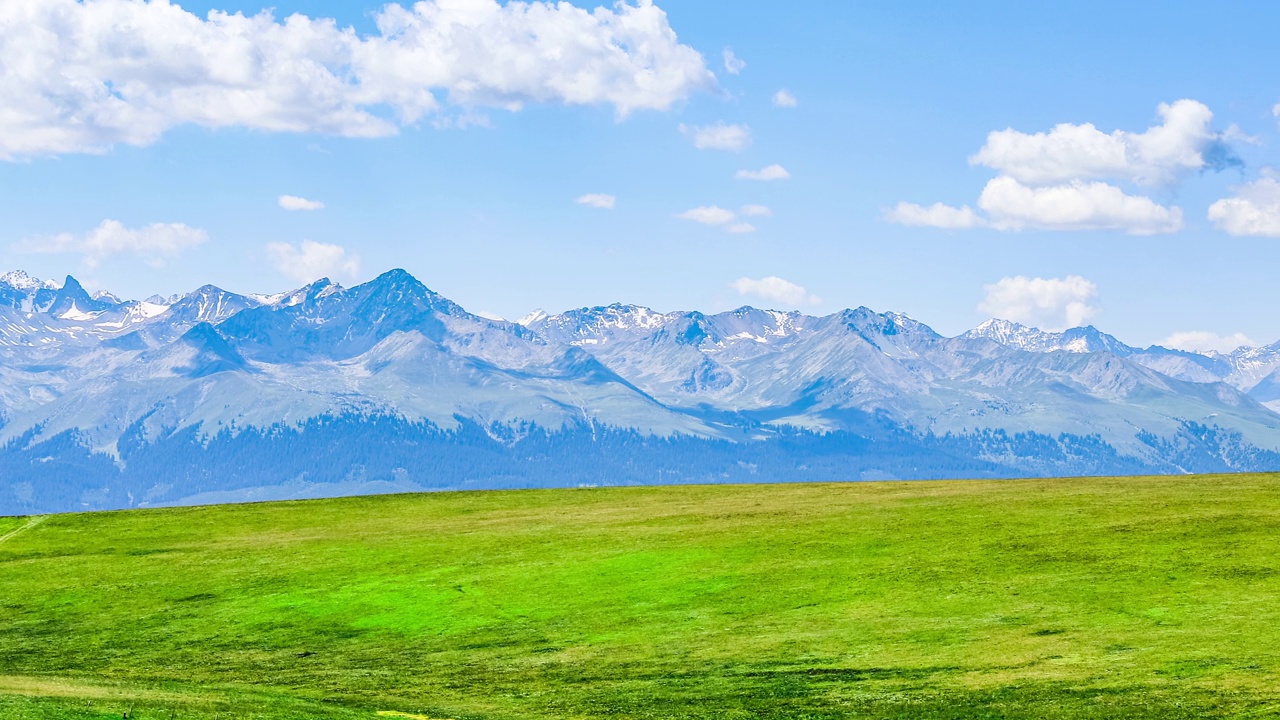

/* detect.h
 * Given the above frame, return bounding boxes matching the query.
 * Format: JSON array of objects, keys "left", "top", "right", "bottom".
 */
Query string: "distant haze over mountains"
[{"left": 2, "top": 268, "right": 1279, "bottom": 514}]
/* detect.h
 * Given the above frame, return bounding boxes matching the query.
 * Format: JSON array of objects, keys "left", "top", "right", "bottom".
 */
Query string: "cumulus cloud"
[
  {"left": 279, "top": 195, "right": 324, "bottom": 211},
  {"left": 888, "top": 176, "right": 1183, "bottom": 235},
  {"left": 730, "top": 276, "right": 821, "bottom": 307},
  {"left": 17, "top": 219, "right": 208, "bottom": 268},
  {"left": 575, "top": 193, "right": 617, "bottom": 210},
  {"left": 0, "top": 0, "right": 713, "bottom": 159},
  {"left": 1208, "top": 176, "right": 1280, "bottom": 237},
  {"left": 773, "top": 89, "right": 797, "bottom": 108},
  {"left": 1161, "top": 331, "right": 1256, "bottom": 354},
  {"left": 681, "top": 122, "right": 751, "bottom": 151},
  {"left": 722, "top": 48, "right": 745, "bottom": 75},
  {"left": 970, "top": 100, "right": 1240, "bottom": 187},
  {"left": 978, "top": 275, "right": 1099, "bottom": 332},
  {"left": 976, "top": 177, "right": 1183, "bottom": 234},
  {"left": 735, "top": 164, "right": 790, "bottom": 181},
  {"left": 890, "top": 100, "right": 1242, "bottom": 235},
  {"left": 266, "top": 240, "right": 360, "bottom": 283},
  {"left": 883, "top": 202, "right": 986, "bottom": 229},
  {"left": 676, "top": 205, "right": 764, "bottom": 233},
  {"left": 676, "top": 205, "right": 736, "bottom": 225},
  {"left": 1224, "top": 124, "right": 1262, "bottom": 146}
]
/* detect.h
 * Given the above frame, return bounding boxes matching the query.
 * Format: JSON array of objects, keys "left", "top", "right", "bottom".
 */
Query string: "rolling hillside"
[{"left": 2, "top": 476, "right": 1280, "bottom": 718}]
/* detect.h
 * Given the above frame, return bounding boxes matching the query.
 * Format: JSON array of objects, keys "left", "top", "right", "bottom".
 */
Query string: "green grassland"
[{"left": 3, "top": 475, "right": 1280, "bottom": 719}]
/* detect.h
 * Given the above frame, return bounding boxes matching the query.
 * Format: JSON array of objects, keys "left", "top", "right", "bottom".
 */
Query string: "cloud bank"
[
  {"left": 17, "top": 219, "right": 208, "bottom": 268},
  {"left": 279, "top": 195, "right": 324, "bottom": 211},
  {"left": 976, "top": 177, "right": 1183, "bottom": 234},
  {"left": 970, "top": 99, "right": 1239, "bottom": 187},
  {"left": 1161, "top": 331, "right": 1256, "bottom": 354},
  {"left": 722, "top": 48, "right": 745, "bottom": 75},
  {"left": 677, "top": 204, "right": 771, "bottom": 232},
  {"left": 575, "top": 193, "right": 617, "bottom": 210},
  {"left": 978, "top": 275, "right": 1099, "bottom": 332},
  {"left": 888, "top": 100, "right": 1239, "bottom": 235},
  {"left": 681, "top": 123, "right": 751, "bottom": 151},
  {"left": 883, "top": 202, "right": 985, "bottom": 230},
  {"left": 1208, "top": 176, "right": 1280, "bottom": 237},
  {"left": 676, "top": 206, "right": 736, "bottom": 225},
  {"left": 267, "top": 240, "right": 361, "bottom": 284},
  {"left": 0, "top": 0, "right": 713, "bottom": 159},
  {"left": 731, "top": 276, "right": 821, "bottom": 307},
  {"left": 735, "top": 164, "right": 790, "bottom": 181}
]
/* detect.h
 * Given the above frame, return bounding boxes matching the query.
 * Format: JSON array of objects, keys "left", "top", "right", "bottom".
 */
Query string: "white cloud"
[
  {"left": 680, "top": 122, "right": 751, "bottom": 152},
  {"left": 883, "top": 202, "right": 986, "bottom": 229},
  {"left": 970, "top": 100, "right": 1238, "bottom": 187},
  {"left": 575, "top": 193, "right": 617, "bottom": 210},
  {"left": 1223, "top": 124, "right": 1262, "bottom": 146},
  {"left": 1208, "top": 176, "right": 1280, "bottom": 237},
  {"left": 978, "top": 275, "right": 1099, "bottom": 332},
  {"left": 735, "top": 164, "right": 790, "bottom": 181},
  {"left": 266, "top": 240, "right": 360, "bottom": 283},
  {"left": 976, "top": 176, "right": 1183, "bottom": 234},
  {"left": 730, "top": 276, "right": 821, "bottom": 307},
  {"left": 431, "top": 112, "right": 492, "bottom": 131},
  {"left": 895, "top": 100, "right": 1238, "bottom": 235},
  {"left": 0, "top": 0, "right": 713, "bottom": 159},
  {"left": 676, "top": 205, "right": 736, "bottom": 225},
  {"left": 887, "top": 177, "right": 1182, "bottom": 234},
  {"left": 17, "top": 219, "right": 207, "bottom": 268},
  {"left": 279, "top": 195, "right": 324, "bottom": 211},
  {"left": 773, "top": 89, "right": 797, "bottom": 108},
  {"left": 722, "top": 48, "right": 746, "bottom": 75},
  {"left": 1161, "top": 331, "right": 1256, "bottom": 354},
  {"left": 675, "top": 206, "right": 760, "bottom": 234}
]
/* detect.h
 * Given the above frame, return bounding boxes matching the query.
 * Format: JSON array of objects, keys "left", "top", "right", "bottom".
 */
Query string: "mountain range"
[{"left": 3, "top": 268, "right": 1279, "bottom": 514}]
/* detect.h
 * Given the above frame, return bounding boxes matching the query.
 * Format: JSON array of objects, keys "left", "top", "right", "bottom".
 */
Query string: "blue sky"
[{"left": 1, "top": 1, "right": 1278, "bottom": 351}]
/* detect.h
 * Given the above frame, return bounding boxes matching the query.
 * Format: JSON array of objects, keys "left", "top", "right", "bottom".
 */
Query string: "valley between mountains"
[{"left": 2, "top": 268, "right": 1279, "bottom": 514}]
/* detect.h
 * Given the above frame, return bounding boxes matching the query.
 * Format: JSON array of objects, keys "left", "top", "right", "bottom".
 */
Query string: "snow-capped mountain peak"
[
  {"left": 523, "top": 303, "right": 678, "bottom": 346},
  {"left": 163, "top": 284, "right": 260, "bottom": 327},
  {"left": 0, "top": 270, "right": 59, "bottom": 291},
  {"left": 966, "top": 319, "right": 1053, "bottom": 349},
  {"left": 516, "top": 309, "right": 548, "bottom": 327},
  {"left": 0, "top": 271, "right": 64, "bottom": 313},
  {"left": 248, "top": 277, "right": 345, "bottom": 309},
  {"left": 965, "top": 319, "right": 1133, "bottom": 355},
  {"left": 47, "top": 276, "right": 119, "bottom": 317}
]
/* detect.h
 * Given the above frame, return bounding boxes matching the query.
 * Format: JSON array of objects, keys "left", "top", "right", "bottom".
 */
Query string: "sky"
[{"left": 1, "top": 1, "right": 1278, "bottom": 352}]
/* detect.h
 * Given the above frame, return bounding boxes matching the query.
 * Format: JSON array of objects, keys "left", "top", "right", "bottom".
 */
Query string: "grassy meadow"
[{"left": 2, "top": 475, "right": 1280, "bottom": 718}]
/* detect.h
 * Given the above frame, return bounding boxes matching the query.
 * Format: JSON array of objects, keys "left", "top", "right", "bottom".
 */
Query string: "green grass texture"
[{"left": 3, "top": 475, "right": 1279, "bottom": 718}]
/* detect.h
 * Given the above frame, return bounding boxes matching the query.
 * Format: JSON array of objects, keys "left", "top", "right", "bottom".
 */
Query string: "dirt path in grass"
[{"left": 0, "top": 516, "right": 45, "bottom": 546}]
